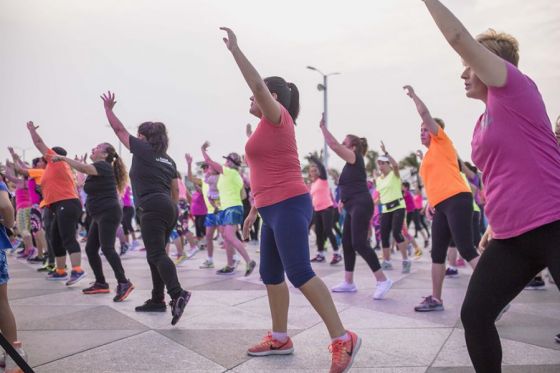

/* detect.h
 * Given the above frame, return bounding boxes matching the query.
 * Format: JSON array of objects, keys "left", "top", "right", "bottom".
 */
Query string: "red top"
[{"left": 245, "top": 106, "right": 309, "bottom": 208}]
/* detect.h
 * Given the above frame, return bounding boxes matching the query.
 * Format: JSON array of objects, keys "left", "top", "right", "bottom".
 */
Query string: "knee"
[
  {"left": 430, "top": 249, "right": 446, "bottom": 264},
  {"left": 285, "top": 264, "right": 315, "bottom": 288},
  {"left": 393, "top": 230, "right": 405, "bottom": 243},
  {"left": 260, "top": 266, "right": 284, "bottom": 286},
  {"left": 460, "top": 297, "right": 482, "bottom": 331}
]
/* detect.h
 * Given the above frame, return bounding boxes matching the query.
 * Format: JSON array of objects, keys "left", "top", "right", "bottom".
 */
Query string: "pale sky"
[{"left": 1, "top": 0, "right": 559, "bottom": 174}]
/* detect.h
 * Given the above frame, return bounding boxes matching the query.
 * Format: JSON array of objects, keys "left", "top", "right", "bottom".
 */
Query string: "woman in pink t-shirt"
[
  {"left": 221, "top": 27, "right": 360, "bottom": 372},
  {"left": 423, "top": 1, "right": 560, "bottom": 371}
]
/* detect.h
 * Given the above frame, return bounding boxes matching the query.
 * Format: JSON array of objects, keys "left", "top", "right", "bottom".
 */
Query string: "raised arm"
[
  {"left": 403, "top": 85, "right": 439, "bottom": 135},
  {"left": 200, "top": 141, "right": 223, "bottom": 174},
  {"left": 220, "top": 27, "right": 281, "bottom": 124},
  {"left": 4, "top": 162, "right": 20, "bottom": 184},
  {"left": 51, "top": 155, "right": 98, "bottom": 176},
  {"left": 422, "top": 0, "right": 507, "bottom": 87},
  {"left": 185, "top": 153, "right": 196, "bottom": 183},
  {"left": 26, "top": 121, "right": 49, "bottom": 156},
  {"left": 101, "top": 91, "right": 131, "bottom": 150},
  {"left": 309, "top": 154, "right": 327, "bottom": 180},
  {"left": 7, "top": 148, "right": 29, "bottom": 176},
  {"left": 319, "top": 115, "right": 356, "bottom": 165},
  {"left": 380, "top": 141, "right": 400, "bottom": 178}
]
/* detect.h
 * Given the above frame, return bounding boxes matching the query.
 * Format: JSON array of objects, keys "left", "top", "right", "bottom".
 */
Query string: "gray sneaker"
[
  {"left": 402, "top": 260, "right": 412, "bottom": 274},
  {"left": 414, "top": 295, "right": 444, "bottom": 312},
  {"left": 381, "top": 261, "right": 393, "bottom": 270}
]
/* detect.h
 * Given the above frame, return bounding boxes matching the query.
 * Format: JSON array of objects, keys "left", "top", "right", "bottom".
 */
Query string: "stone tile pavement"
[{"left": 5, "top": 241, "right": 560, "bottom": 372}]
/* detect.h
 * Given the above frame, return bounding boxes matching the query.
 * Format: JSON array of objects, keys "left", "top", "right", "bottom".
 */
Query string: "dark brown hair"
[
  {"left": 346, "top": 135, "right": 368, "bottom": 156},
  {"left": 264, "top": 77, "right": 300, "bottom": 121},
  {"left": 102, "top": 143, "right": 128, "bottom": 194},
  {"left": 433, "top": 118, "right": 445, "bottom": 129},
  {"left": 138, "top": 122, "right": 169, "bottom": 154}
]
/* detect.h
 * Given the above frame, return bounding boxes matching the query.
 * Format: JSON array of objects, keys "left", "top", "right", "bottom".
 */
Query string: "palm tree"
[
  {"left": 303, "top": 150, "right": 323, "bottom": 181},
  {"left": 399, "top": 151, "right": 423, "bottom": 190},
  {"left": 365, "top": 150, "right": 379, "bottom": 176}
]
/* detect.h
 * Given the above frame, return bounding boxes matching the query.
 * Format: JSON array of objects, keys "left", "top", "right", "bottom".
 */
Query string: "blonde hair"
[{"left": 476, "top": 29, "right": 520, "bottom": 67}]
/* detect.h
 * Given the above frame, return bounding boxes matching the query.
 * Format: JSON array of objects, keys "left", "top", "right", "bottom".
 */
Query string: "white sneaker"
[
  {"left": 186, "top": 247, "right": 198, "bottom": 259},
  {"left": 131, "top": 240, "right": 141, "bottom": 251},
  {"left": 373, "top": 278, "right": 393, "bottom": 300},
  {"left": 331, "top": 281, "right": 357, "bottom": 293}
]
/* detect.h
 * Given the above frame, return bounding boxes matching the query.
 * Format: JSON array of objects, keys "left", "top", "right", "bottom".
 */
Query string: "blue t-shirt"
[{"left": 0, "top": 182, "right": 13, "bottom": 250}]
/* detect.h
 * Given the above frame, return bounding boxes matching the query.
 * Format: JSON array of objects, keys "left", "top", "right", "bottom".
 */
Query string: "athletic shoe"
[
  {"left": 406, "top": 244, "right": 413, "bottom": 257},
  {"left": 414, "top": 295, "right": 444, "bottom": 312},
  {"left": 331, "top": 282, "right": 358, "bottom": 293},
  {"left": 245, "top": 260, "right": 257, "bottom": 277},
  {"left": 381, "top": 261, "right": 393, "bottom": 270},
  {"left": 445, "top": 268, "right": 459, "bottom": 278},
  {"left": 114, "top": 280, "right": 135, "bottom": 302},
  {"left": 329, "top": 330, "right": 361, "bottom": 373},
  {"left": 402, "top": 260, "right": 412, "bottom": 274},
  {"left": 120, "top": 243, "right": 129, "bottom": 256},
  {"left": 186, "top": 247, "right": 199, "bottom": 259},
  {"left": 373, "top": 279, "right": 393, "bottom": 300},
  {"left": 330, "top": 253, "right": 342, "bottom": 265},
  {"left": 424, "top": 239, "right": 430, "bottom": 248},
  {"left": 16, "top": 250, "right": 29, "bottom": 259},
  {"left": 66, "top": 270, "right": 86, "bottom": 286},
  {"left": 247, "top": 332, "right": 294, "bottom": 356},
  {"left": 131, "top": 240, "right": 142, "bottom": 251},
  {"left": 170, "top": 290, "right": 191, "bottom": 325},
  {"left": 525, "top": 276, "right": 546, "bottom": 290},
  {"left": 47, "top": 271, "right": 68, "bottom": 281},
  {"left": 27, "top": 255, "right": 45, "bottom": 263},
  {"left": 135, "top": 299, "right": 166, "bottom": 312},
  {"left": 414, "top": 248, "right": 423, "bottom": 257},
  {"left": 310, "top": 254, "right": 326, "bottom": 263},
  {"left": 216, "top": 265, "right": 235, "bottom": 275},
  {"left": 174, "top": 255, "right": 188, "bottom": 266},
  {"left": 456, "top": 258, "right": 466, "bottom": 267},
  {"left": 555, "top": 334, "right": 560, "bottom": 344},
  {"left": 199, "top": 259, "right": 214, "bottom": 269},
  {"left": 82, "top": 282, "right": 110, "bottom": 294},
  {"left": 496, "top": 303, "right": 511, "bottom": 322}
]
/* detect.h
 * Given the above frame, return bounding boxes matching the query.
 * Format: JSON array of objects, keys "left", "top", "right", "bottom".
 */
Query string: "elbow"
[{"left": 448, "top": 30, "right": 463, "bottom": 48}]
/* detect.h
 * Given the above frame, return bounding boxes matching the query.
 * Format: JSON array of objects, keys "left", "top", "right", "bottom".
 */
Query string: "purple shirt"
[
  {"left": 121, "top": 185, "right": 133, "bottom": 207},
  {"left": 190, "top": 190, "right": 208, "bottom": 216},
  {"left": 471, "top": 62, "right": 560, "bottom": 239}
]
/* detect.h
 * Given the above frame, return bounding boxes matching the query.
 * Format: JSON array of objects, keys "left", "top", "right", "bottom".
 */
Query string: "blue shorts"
[
  {"left": 204, "top": 213, "right": 219, "bottom": 227},
  {"left": 258, "top": 193, "right": 315, "bottom": 288},
  {"left": 0, "top": 250, "right": 9, "bottom": 285},
  {"left": 218, "top": 206, "right": 244, "bottom": 226}
]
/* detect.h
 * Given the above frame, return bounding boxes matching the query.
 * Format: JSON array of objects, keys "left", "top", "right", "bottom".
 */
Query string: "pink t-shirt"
[
  {"left": 122, "top": 185, "right": 133, "bottom": 207},
  {"left": 310, "top": 179, "right": 333, "bottom": 211},
  {"left": 245, "top": 106, "right": 309, "bottom": 208},
  {"left": 403, "top": 191, "right": 415, "bottom": 213},
  {"left": 413, "top": 194, "right": 423, "bottom": 210},
  {"left": 471, "top": 62, "right": 560, "bottom": 239},
  {"left": 15, "top": 186, "right": 32, "bottom": 210},
  {"left": 28, "top": 178, "right": 41, "bottom": 205},
  {"left": 190, "top": 190, "right": 208, "bottom": 216}
]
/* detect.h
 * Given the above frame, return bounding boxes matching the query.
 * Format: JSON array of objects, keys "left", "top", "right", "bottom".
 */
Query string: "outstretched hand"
[
  {"left": 403, "top": 85, "right": 416, "bottom": 98},
  {"left": 26, "top": 121, "right": 39, "bottom": 131},
  {"left": 319, "top": 113, "right": 326, "bottom": 128},
  {"left": 101, "top": 91, "right": 117, "bottom": 111},
  {"left": 220, "top": 27, "right": 238, "bottom": 52},
  {"left": 185, "top": 153, "right": 193, "bottom": 164},
  {"left": 201, "top": 141, "right": 210, "bottom": 152},
  {"left": 380, "top": 141, "right": 387, "bottom": 154}
]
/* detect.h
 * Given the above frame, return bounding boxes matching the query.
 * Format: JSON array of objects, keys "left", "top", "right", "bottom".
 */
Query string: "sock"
[
  {"left": 271, "top": 331, "right": 288, "bottom": 343},
  {"left": 72, "top": 266, "right": 83, "bottom": 272},
  {"left": 207, "top": 257, "right": 213, "bottom": 262},
  {"left": 332, "top": 332, "right": 350, "bottom": 343},
  {"left": 449, "top": 266, "right": 457, "bottom": 270}
]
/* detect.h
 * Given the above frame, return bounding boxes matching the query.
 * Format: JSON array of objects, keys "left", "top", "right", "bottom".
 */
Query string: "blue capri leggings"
[{"left": 258, "top": 193, "right": 316, "bottom": 288}]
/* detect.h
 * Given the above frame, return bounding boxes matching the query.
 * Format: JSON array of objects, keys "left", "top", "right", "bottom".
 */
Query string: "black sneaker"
[
  {"left": 37, "top": 263, "right": 55, "bottom": 272},
  {"left": 330, "top": 253, "right": 342, "bottom": 265},
  {"left": 170, "top": 290, "right": 192, "bottom": 326},
  {"left": 135, "top": 299, "right": 166, "bottom": 312},
  {"left": 525, "top": 276, "right": 546, "bottom": 290},
  {"left": 83, "top": 282, "right": 110, "bottom": 294},
  {"left": 245, "top": 260, "right": 257, "bottom": 277},
  {"left": 27, "top": 255, "right": 45, "bottom": 263},
  {"left": 310, "top": 254, "right": 325, "bottom": 263},
  {"left": 113, "top": 280, "right": 135, "bottom": 302},
  {"left": 216, "top": 265, "right": 235, "bottom": 275},
  {"left": 555, "top": 334, "right": 560, "bottom": 344}
]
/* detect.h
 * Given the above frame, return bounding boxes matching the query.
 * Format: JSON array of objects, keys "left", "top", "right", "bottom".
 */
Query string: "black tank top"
[{"left": 339, "top": 151, "right": 369, "bottom": 202}]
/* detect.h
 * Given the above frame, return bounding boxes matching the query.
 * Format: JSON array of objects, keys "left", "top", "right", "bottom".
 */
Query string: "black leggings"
[
  {"left": 461, "top": 220, "right": 560, "bottom": 373},
  {"left": 380, "top": 208, "right": 406, "bottom": 248},
  {"left": 86, "top": 205, "right": 127, "bottom": 284},
  {"left": 194, "top": 215, "right": 206, "bottom": 238},
  {"left": 42, "top": 207, "right": 55, "bottom": 264},
  {"left": 138, "top": 196, "right": 183, "bottom": 301},
  {"left": 250, "top": 215, "right": 261, "bottom": 241},
  {"left": 313, "top": 207, "right": 339, "bottom": 252},
  {"left": 49, "top": 199, "right": 82, "bottom": 257},
  {"left": 342, "top": 195, "right": 381, "bottom": 273},
  {"left": 121, "top": 206, "right": 135, "bottom": 235},
  {"left": 431, "top": 193, "right": 478, "bottom": 264}
]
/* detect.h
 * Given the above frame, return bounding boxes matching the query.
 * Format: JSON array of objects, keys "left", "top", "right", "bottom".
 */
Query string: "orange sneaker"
[
  {"left": 247, "top": 332, "right": 294, "bottom": 356},
  {"left": 329, "top": 330, "right": 361, "bottom": 373}
]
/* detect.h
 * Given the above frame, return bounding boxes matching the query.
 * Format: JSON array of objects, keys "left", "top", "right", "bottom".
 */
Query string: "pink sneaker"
[
  {"left": 456, "top": 258, "right": 466, "bottom": 267},
  {"left": 329, "top": 330, "right": 361, "bottom": 373},
  {"left": 247, "top": 332, "right": 294, "bottom": 356}
]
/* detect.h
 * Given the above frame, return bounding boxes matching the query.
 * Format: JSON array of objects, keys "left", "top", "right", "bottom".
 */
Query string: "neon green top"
[
  {"left": 217, "top": 167, "right": 244, "bottom": 209},
  {"left": 376, "top": 171, "right": 404, "bottom": 213},
  {"left": 461, "top": 173, "right": 480, "bottom": 213}
]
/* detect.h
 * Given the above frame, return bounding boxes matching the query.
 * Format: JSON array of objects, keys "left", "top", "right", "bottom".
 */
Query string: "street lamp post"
[{"left": 306, "top": 66, "right": 340, "bottom": 172}]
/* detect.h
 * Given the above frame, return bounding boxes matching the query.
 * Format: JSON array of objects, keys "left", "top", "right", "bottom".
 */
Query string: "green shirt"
[
  {"left": 217, "top": 167, "right": 243, "bottom": 209},
  {"left": 376, "top": 171, "right": 404, "bottom": 213},
  {"left": 461, "top": 173, "right": 480, "bottom": 213}
]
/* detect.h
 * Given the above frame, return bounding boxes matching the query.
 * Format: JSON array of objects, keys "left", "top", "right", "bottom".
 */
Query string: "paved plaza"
[{"left": 6, "top": 242, "right": 560, "bottom": 372}]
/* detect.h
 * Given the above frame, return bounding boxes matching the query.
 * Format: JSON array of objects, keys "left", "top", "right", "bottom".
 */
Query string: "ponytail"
[
  {"left": 264, "top": 76, "right": 300, "bottom": 122},
  {"left": 103, "top": 143, "right": 129, "bottom": 194},
  {"left": 286, "top": 82, "right": 300, "bottom": 122}
]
